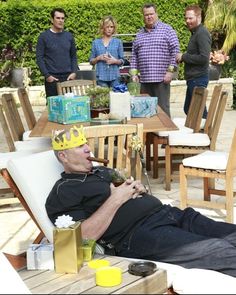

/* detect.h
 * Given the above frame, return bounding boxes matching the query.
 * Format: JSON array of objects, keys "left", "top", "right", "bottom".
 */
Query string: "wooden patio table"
[
  {"left": 29, "top": 106, "right": 178, "bottom": 138},
  {"left": 18, "top": 255, "right": 167, "bottom": 294}
]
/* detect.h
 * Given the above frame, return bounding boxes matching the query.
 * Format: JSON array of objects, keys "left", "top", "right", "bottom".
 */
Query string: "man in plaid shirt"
[{"left": 130, "top": 3, "right": 180, "bottom": 117}]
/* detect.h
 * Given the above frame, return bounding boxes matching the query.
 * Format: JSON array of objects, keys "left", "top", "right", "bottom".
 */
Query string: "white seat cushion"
[
  {"left": 173, "top": 117, "right": 186, "bottom": 127},
  {"left": 156, "top": 126, "right": 193, "bottom": 137},
  {"left": 182, "top": 151, "right": 228, "bottom": 171},
  {"left": 7, "top": 150, "right": 64, "bottom": 243},
  {"left": 0, "top": 252, "right": 31, "bottom": 294},
  {"left": 172, "top": 267, "right": 236, "bottom": 294},
  {"left": 156, "top": 116, "right": 192, "bottom": 137},
  {"left": 200, "top": 118, "right": 206, "bottom": 129},
  {"left": 0, "top": 150, "right": 38, "bottom": 169},
  {"left": 168, "top": 133, "right": 210, "bottom": 146},
  {"left": 173, "top": 117, "right": 206, "bottom": 131},
  {"left": 23, "top": 130, "right": 52, "bottom": 145},
  {"left": 14, "top": 140, "right": 52, "bottom": 152}
]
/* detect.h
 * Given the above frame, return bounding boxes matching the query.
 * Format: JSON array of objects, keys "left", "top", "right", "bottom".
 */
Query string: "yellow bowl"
[
  {"left": 88, "top": 259, "right": 110, "bottom": 269},
  {"left": 96, "top": 266, "right": 122, "bottom": 287}
]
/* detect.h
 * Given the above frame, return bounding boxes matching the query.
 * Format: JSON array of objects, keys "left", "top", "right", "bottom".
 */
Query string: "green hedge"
[{"left": 0, "top": 0, "right": 201, "bottom": 86}]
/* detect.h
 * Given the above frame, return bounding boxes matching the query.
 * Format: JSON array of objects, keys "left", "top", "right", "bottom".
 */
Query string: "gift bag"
[
  {"left": 53, "top": 219, "right": 83, "bottom": 273},
  {"left": 109, "top": 91, "right": 131, "bottom": 120}
]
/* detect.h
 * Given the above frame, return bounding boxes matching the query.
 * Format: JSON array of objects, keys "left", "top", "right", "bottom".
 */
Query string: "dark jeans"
[
  {"left": 184, "top": 75, "right": 209, "bottom": 119},
  {"left": 44, "top": 73, "right": 70, "bottom": 99},
  {"left": 141, "top": 82, "right": 171, "bottom": 117},
  {"left": 116, "top": 205, "right": 236, "bottom": 277}
]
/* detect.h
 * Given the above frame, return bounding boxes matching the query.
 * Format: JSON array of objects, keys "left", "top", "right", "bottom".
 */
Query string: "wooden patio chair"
[
  {"left": 165, "top": 90, "right": 228, "bottom": 191},
  {"left": 0, "top": 123, "right": 143, "bottom": 267},
  {"left": 0, "top": 104, "right": 15, "bottom": 152},
  {"left": 56, "top": 79, "right": 95, "bottom": 95},
  {"left": 0, "top": 101, "right": 49, "bottom": 199},
  {"left": 1, "top": 93, "right": 51, "bottom": 149},
  {"left": 17, "top": 87, "right": 36, "bottom": 130},
  {"left": 1, "top": 93, "right": 25, "bottom": 142},
  {"left": 146, "top": 86, "right": 210, "bottom": 178},
  {"left": 179, "top": 128, "right": 236, "bottom": 223}
]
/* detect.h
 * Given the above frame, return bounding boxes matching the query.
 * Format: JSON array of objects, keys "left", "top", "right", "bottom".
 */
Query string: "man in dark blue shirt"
[{"left": 36, "top": 8, "right": 78, "bottom": 100}]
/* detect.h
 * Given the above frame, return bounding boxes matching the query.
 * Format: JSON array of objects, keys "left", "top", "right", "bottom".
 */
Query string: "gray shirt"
[{"left": 182, "top": 24, "right": 212, "bottom": 80}]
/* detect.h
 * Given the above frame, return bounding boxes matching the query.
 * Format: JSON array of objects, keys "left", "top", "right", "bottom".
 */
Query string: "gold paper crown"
[{"left": 52, "top": 125, "right": 87, "bottom": 150}]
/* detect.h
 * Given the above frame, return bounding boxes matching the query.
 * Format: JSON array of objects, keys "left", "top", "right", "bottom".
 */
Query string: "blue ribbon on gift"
[{"left": 112, "top": 83, "right": 128, "bottom": 93}]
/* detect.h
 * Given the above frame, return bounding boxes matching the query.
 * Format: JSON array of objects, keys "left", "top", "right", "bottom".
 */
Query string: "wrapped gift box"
[
  {"left": 131, "top": 96, "right": 158, "bottom": 117},
  {"left": 47, "top": 95, "right": 91, "bottom": 124},
  {"left": 27, "top": 244, "right": 54, "bottom": 270}
]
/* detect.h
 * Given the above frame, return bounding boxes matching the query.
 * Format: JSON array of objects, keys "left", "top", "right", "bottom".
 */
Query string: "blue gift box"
[
  {"left": 130, "top": 96, "right": 158, "bottom": 118},
  {"left": 47, "top": 95, "right": 91, "bottom": 124}
]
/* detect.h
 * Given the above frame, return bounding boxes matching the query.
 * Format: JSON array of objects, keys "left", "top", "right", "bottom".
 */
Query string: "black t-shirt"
[{"left": 46, "top": 166, "right": 163, "bottom": 244}]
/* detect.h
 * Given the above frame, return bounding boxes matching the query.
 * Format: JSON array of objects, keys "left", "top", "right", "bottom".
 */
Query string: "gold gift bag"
[{"left": 53, "top": 221, "right": 83, "bottom": 273}]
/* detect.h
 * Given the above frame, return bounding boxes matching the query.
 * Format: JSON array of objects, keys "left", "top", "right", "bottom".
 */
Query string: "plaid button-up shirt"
[{"left": 131, "top": 21, "right": 180, "bottom": 83}]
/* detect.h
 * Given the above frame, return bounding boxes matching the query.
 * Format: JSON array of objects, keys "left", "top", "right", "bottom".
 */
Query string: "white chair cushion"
[
  {"left": 156, "top": 126, "right": 193, "bottom": 137},
  {"left": 200, "top": 118, "right": 206, "bottom": 129},
  {"left": 0, "top": 252, "right": 31, "bottom": 294},
  {"left": 172, "top": 267, "right": 236, "bottom": 294},
  {"left": 173, "top": 117, "right": 206, "bottom": 130},
  {"left": 173, "top": 117, "right": 186, "bottom": 127},
  {"left": 23, "top": 130, "right": 52, "bottom": 145},
  {"left": 0, "top": 150, "right": 38, "bottom": 169},
  {"left": 14, "top": 140, "right": 52, "bottom": 152},
  {"left": 182, "top": 151, "right": 228, "bottom": 171},
  {"left": 7, "top": 150, "right": 64, "bottom": 243},
  {"left": 168, "top": 133, "right": 210, "bottom": 146}
]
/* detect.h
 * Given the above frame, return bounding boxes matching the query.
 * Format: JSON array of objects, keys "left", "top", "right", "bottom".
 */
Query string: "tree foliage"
[{"left": 204, "top": 0, "right": 236, "bottom": 54}]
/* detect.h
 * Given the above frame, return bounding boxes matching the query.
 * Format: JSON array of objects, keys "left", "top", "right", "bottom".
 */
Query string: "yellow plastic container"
[
  {"left": 88, "top": 259, "right": 110, "bottom": 269},
  {"left": 96, "top": 266, "right": 122, "bottom": 287}
]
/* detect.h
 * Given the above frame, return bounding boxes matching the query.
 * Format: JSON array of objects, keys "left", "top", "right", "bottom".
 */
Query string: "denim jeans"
[
  {"left": 116, "top": 205, "right": 236, "bottom": 277},
  {"left": 184, "top": 75, "right": 209, "bottom": 119},
  {"left": 97, "top": 78, "right": 120, "bottom": 88}
]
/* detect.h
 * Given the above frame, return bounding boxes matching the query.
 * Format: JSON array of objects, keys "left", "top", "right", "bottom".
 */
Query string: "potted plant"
[
  {"left": 0, "top": 43, "right": 32, "bottom": 87},
  {"left": 85, "top": 86, "right": 110, "bottom": 118}
]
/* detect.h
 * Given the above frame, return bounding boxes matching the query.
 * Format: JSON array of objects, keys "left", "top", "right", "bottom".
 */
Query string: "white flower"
[{"left": 55, "top": 214, "right": 75, "bottom": 228}]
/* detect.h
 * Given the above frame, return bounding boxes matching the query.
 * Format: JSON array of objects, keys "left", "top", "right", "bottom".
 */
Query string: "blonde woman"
[{"left": 89, "top": 16, "right": 124, "bottom": 88}]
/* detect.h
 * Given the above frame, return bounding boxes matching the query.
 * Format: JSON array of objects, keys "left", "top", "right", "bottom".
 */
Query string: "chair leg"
[
  {"left": 165, "top": 145, "right": 171, "bottom": 191},
  {"left": 225, "top": 178, "right": 234, "bottom": 223},
  {"left": 179, "top": 164, "right": 187, "bottom": 209},
  {"left": 153, "top": 136, "right": 159, "bottom": 179},
  {"left": 4, "top": 252, "right": 26, "bottom": 270},
  {"left": 203, "top": 177, "right": 211, "bottom": 201},
  {"left": 145, "top": 133, "right": 152, "bottom": 172}
]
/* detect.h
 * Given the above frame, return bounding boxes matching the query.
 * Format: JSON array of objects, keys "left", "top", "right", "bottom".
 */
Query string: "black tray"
[{"left": 128, "top": 261, "right": 157, "bottom": 277}]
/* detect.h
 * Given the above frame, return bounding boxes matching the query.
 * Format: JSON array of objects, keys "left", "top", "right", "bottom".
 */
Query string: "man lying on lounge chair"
[{"left": 46, "top": 125, "right": 236, "bottom": 277}]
